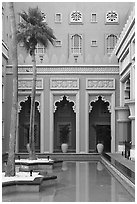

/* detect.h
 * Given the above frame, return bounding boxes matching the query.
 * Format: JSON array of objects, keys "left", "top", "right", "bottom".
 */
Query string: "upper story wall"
[
  {"left": 113, "top": 6, "right": 135, "bottom": 73},
  {"left": 2, "top": 3, "right": 11, "bottom": 49},
  {"left": 4, "top": 2, "right": 135, "bottom": 65},
  {"left": 112, "top": 6, "right": 135, "bottom": 104}
]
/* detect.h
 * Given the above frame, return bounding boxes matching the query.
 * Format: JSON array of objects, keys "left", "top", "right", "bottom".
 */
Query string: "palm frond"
[{"left": 17, "top": 7, "right": 56, "bottom": 54}]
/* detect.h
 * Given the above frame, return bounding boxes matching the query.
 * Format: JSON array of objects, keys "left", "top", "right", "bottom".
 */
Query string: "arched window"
[
  {"left": 71, "top": 34, "right": 82, "bottom": 54},
  {"left": 106, "top": 34, "right": 118, "bottom": 54}
]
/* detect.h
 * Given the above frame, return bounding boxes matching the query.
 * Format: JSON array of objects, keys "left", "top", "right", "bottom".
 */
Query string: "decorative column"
[
  {"left": 130, "top": 64, "right": 135, "bottom": 100},
  {"left": 125, "top": 100, "right": 135, "bottom": 160},
  {"left": 120, "top": 81, "right": 125, "bottom": 107},
  {"left": 115, "top": 107, "right": 130, "bottom": 153},
  {"left": 127, "top": 62, "right": 135, "bottom": 160}
]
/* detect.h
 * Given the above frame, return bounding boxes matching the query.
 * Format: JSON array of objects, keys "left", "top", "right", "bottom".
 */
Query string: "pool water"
[{"left": 2, "top": 161, "right": 134, "bottom": 202}]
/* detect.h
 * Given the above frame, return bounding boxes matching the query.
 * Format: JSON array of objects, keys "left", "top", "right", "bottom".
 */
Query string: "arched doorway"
[
  {"left": 18, "top": 96, "right": 40, "bottom": 152},
  {"left": 54, "top": 95, "right": 76, "bottom": 152},
  {"left": 89, "top": 96, "right": 111, "bottom": 153}
]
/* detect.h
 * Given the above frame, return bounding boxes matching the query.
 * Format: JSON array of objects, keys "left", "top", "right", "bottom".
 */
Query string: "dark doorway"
[
  {"left": 96, "top": 125, "right": 111, "bottom": 152},
  {"left": 54, "top": 95, "right": 76, "bottom": 152},
  {"left": 19, "top": 96, "right": 40, "bottom": 153},
  {"left": 89, "top": 96, "right": 111, "bottom": 153}
]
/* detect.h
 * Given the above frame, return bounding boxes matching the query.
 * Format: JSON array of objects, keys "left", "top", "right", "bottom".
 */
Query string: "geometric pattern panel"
[
  {"left": 18, "top": 78, "right": 43, "bottom": 90},
  {"left": 86, "top": 78, "right": 115, "bottom": 89},
  {"left": 50, "top": 78, "right": 79, "bottom": 90}
]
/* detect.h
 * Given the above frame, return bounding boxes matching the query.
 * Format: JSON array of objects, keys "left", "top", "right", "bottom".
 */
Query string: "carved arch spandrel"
[
  {"left": 89, "top": 95, "right": 111, "bottom": 113},
  {"left": 18, "top": 96, "right": 41, "bottom": 113},
  {"left": 53, "top": 94, "right": 76, "bottom": 113}
]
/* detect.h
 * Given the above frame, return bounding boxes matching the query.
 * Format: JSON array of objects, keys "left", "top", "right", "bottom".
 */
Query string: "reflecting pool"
[{"left": 2, "top": 161, "right": 134, "bottom": 202}]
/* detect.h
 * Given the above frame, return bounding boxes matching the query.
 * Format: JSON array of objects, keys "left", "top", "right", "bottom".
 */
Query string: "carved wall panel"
[
  {"left": 50, "top": 78, "right": 79, "bottom": 90},
  {"left": 86, "top": 78, "right": 115, "bottom": 89},
  {"left": 18, "top": 78, "right": 43, "bottom": 90}
]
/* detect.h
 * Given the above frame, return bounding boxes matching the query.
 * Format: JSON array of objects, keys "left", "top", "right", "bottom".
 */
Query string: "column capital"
[
  {"left": 128, "top": 116, "right": 135, "bottom": 120},
  {"left": 115, "top": 106, "right": 130, "bottom": 120},
  {"left": 125, "top": 99, "right": 135, "bottom": 117}
]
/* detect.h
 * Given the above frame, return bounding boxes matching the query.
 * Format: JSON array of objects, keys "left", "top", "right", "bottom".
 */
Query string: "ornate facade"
[
  {"left": 2, "top": 2, "right": 135, "bottom": 159},
  {"left": 113, "top": 7, "right": 135, "bottom": 160}
]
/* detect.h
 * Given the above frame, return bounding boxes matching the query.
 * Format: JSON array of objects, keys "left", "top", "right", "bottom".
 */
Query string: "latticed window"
[
  {"left": 55, "top": 40, "right": 62, "bottom": 47},
  {"left": 35, "top": 43, "right": 46, "bottom": 54},
  {"left": 106, "top": 11, "right": 118, "bottom": 24},
  {"left": 91, "top": 13, "right": 97, "bottom": 22},
  {"left": 106, "top": 34, "right": 118, "bottom": 54},
  {"left": 55, "top": 13, "right": 62, "bottom": 23},
  {"left": 70, "top": 11, "right": 83, "bottom": 24},
  {"left": 41, "top": 11, "right": 46, "bottom": 22},
  {"left": 91, "top": 40, "right": 97, "bottom": 47},
  {"left": 71, "top": 34, "right": 82, "bottom": 54}
]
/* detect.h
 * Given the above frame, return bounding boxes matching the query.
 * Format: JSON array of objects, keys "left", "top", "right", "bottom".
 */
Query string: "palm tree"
[
  {"left": 5, "top": 2, "right": 18, "bottom": 176},
  {"left": 17, "top": 7, "right": 56, "bottom": 159}
]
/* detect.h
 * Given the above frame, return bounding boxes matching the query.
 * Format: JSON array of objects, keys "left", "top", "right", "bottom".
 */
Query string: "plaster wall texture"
[
  {"left": 2, "top": 2, "right": 134, "bottom": 153},
  {"left": 5, "top": 2, "right": 134, "bottom": 65}
]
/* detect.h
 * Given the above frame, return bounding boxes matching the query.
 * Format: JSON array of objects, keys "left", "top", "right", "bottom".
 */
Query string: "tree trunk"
[
  {"left": 29, "top": 51, "right": 37, "bottom": 160},
  {"left": 5, "top": 2, "right": 18, "bottom": 176}
]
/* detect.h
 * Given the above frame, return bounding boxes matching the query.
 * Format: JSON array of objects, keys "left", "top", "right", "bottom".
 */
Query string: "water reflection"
[
  {"left": 62, "top": 161, "right": 68, "bottom": 171},
  {"left": 2, "top": 161, "right": 134, "bottom": 202},
  {"left": 97, "top": 161, "right": 104, "bottom": 171}
]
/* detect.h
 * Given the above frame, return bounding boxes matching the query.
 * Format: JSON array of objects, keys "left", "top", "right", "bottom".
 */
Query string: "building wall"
[
  {"left": 3, "top": 2, "right": 135, "bottom": 154},
  {"left": 5, "top": 65, "right": 119, "bottom": 153},
  {"left": 113, "top": 6, "right": 135, "bottom": 159},
  {"left": 8, "top": 2, "right": 135, "bottom": 65}
]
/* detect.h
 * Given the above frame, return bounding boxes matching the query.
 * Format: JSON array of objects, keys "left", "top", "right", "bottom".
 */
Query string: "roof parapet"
[{"left": 111, "top": 6, "right": 135, "bottom": 59}]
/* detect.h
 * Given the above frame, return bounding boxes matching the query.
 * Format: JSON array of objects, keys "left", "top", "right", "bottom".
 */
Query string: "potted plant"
[
  {"left": 96, "top": 140, "right": 104, "bottom": 154},
  {"left": 92, "top": 124, "right": 104, "bottom": 154},
  {"left": 60, "top": 124, "right": 70, "bottom": 153}
]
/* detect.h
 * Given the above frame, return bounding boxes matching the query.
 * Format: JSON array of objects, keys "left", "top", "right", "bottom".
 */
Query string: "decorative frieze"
[
  {"left": 50, "top": 78, "right": 79, "bottom": 90},
  {"left": 86, "top": 78, "right": 115, "bottom": 89},
  {"left": 18, "top": 78, "right": 43, "bottom": 90},
  {"left": 6, "top": 65, "right": 119, "bottom": 74}
]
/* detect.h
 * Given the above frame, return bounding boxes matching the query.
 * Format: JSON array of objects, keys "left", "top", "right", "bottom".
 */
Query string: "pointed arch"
[
  {"left": 89, "top": 95, "right": 111, "bottom": 113},
  {"left": 50, "top": 91, "right": 79, "bottom": 153},
  {"left": 85, "top": 91, "right": 115, "bottom": 153},
  {"left": 18, "top": 95, "right": 40, "bottom": 113},
  {"left": 54, "top": 95, "right": 76, "bottom": 113}
]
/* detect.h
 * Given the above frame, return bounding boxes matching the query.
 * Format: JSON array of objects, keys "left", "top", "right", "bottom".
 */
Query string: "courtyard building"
[{"left": 2, "top": 2, "right": 135, "bottom": 160}]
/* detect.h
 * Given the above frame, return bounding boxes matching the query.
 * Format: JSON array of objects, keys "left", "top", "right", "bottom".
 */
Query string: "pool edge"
[{"left": 101, "top": 155, "right": 135, "bottom": 199}]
